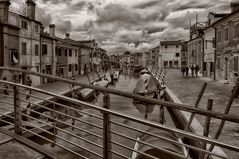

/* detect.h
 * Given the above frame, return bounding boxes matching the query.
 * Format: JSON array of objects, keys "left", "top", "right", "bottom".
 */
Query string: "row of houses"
[
  {"left": 187, "top": 2, "right": 239, "bottom": 82},
  {"left": 120, "top": 40, "right": 187, "bottom": 69},
  {"left": 0, "top": 0, "right": 108, "bottom": 86},
  {"left": 139, "top": 2, "right": 239, "bottom": 82}
]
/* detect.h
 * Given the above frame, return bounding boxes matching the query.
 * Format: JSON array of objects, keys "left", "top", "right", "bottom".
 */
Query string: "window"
[
  {"left": 174, "top": 61, "right": 178, "bottom": 65},
  {"left": 165, "top": 45, "right": 167, "bottom": 48},
  {"left": 224, "top": 28, "right": 229, "bottom": 41},
  {"left": 176, "top": 45, "right": 178, "bottom": 48},
  {"left": 58, "top": 48, "right": 62, "bottom": 56},
  {"left": 164, "top": 61, "right": 168, "bottom": 67},
  {"left": 75, "top": 64, "right": 78, "bottom": 71},
  {"left": 234, "top": 23, "right": 239, "bottom": 39},
  {"left": 182, "top": 53, "right": 186, "bottom": 57},
  {"left": 205, "top": 41, "right": 208, "bottom": 50},
  {"left": 192, "top": 50, "right": 195, "bottom": 57},
  {"left": 234, "top": 56, "right": 239, "bottom": 72},
  {"left": 68, "top": 64, "right": 72, "bottom": 72},
  {"left": 217, "top": 30, "right": 222, "bottom": 42},
  {"left": 21, "top": 20, "right": 28, "bottom": 29},
  {"left": 75, "top": 50, "right": 77, "bottom": 57},
  {"left": 21, "top": 42, "right": 27, "bottom": 55},
  {"left": 69, "top": 49, "right": 72, "bottom": 57},
  {"left": 9, "top": 49, "right": 19, "bottom": 64},
  {"left": 35, "top": 24, "right": 39, "bottom": 33},
  {"left": 36, "top": 66, "right": 40, "bottom": 73},
  {"left": 65, "top": 49, "right": 68, "bottom": 56},
  {"left": 35, "top": 44, "right": 39, "bottom": 56},
  {"left": 42, "top": 44, "right": 47, "bottom": 55},
  {"left": 175, "top": 53, "right": 180, "bottom": 57}
]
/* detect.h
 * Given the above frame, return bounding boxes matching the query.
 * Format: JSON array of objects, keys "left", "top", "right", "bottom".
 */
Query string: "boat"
[{"left": 75, "top": 79, "right": 109, "bottom": 101}]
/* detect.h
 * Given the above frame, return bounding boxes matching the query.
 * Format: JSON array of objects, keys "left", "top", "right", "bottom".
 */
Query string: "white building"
[{"left": 160, "top": 41, "right": 182, "bottom": 68}]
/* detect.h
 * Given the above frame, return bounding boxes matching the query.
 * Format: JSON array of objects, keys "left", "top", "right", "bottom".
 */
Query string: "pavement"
[{"left": 165, "top": 69, "right": 239, "bottom": 159}]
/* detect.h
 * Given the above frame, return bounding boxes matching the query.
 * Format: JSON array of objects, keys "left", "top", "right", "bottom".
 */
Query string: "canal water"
[{"left": 32, "top": 71, "right": 151, "bottom": 159}]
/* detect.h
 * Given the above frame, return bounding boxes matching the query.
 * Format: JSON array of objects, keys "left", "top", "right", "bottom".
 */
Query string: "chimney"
[
  {"left": 65, "top": 33, "right": 70, "bottom": 39},
  {"left": 49, "top": 24, "right": 55, "bottom": 37},
  {"left": 231, "top": 3, "right": 239, "bottom": 13},
  {"left": 26, "top": 0, "right": 36, "bottom": 20},
  {"left": 0, "top": 0, "right": 11, "bottom": 23}
]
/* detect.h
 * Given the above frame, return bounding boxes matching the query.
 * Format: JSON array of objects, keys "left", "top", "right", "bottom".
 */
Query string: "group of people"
[{"left": 181, "top": 64, "right": 200, "bottom": 78}]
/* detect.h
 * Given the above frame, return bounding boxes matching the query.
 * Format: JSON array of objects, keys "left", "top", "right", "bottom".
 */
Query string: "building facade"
[
  {"left": 160, "top": 41, "right": 182, "bottom": 68},
  {"left": 213, "top": 3, "right": 239, "bottom": 82}
]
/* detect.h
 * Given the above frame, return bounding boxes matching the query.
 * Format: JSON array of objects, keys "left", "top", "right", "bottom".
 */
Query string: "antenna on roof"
[{"left": 196, "top": 12, "right": 198, "bottom": 23}]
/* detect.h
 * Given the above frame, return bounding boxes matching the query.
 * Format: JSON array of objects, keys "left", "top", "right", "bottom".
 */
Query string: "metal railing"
[{"left": 0, "top": 67, "right": 238, "bottom": 159}]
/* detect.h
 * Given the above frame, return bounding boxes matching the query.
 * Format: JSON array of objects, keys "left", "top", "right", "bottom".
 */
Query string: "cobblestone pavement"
[{"left": 165, "top": 69, "right": 239, "bottom": 159}]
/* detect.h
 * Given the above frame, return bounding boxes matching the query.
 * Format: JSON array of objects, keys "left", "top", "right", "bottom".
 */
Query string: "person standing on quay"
[
  {"left": 185, "top": 66, "right": 189, "bottom": 77},
  {"left": 181, "top": 65, "right": 186, "bottom": 77},
  {"left": 2, "top": 77, "right": 9, "bottom": 96},
  {"left": 190, "top": 64, "right": 195, "bottom": 77},
  {"left": 195, "top": 64, "right": 199, "bottom": 77}
]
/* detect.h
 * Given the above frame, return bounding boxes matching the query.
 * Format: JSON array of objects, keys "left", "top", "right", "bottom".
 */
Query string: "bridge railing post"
[
  {"left": 103, "top": 93, "right": 111, "bottom": 159},
  {"left": 13, "top": 85, "right": 22, "bottom": 135}
]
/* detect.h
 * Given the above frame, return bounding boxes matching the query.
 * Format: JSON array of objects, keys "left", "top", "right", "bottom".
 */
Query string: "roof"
[
  {"left": 160, "top": 40, "right": 182, "bottom": 45},
  {"left": 213, "top": 8, "right": 239, "bottom": 26}
]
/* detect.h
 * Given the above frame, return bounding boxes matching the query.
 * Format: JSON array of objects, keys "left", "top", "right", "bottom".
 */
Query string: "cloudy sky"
[{"left": 10, "top": 0, "right": 234, "bottom": 54}]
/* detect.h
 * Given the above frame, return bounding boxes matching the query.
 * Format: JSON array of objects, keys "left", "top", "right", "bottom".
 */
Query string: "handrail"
[
  {"left": 0, "top": 80, "right": 238, "bottom": 153},
  {"left": 1, "top": 67, "right": 239, "bottom": 123}
]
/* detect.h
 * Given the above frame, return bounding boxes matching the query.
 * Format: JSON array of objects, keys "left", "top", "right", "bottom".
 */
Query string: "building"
[
  {"left": 142, "top": 52, "right": 151, "bottom": 67},
  {"left": 0, "top": 0, "right": 43, "bottom": 85},
  {"left": 181, "top": 41, "right": 188, "bottom": 67},
  {"left": 203, "top": 13, "right": 227, "bottom": 79},
  {"left": 149, "top": 46, "right": 160, "bottom": 66},
  {"left": 188, "top": 21, "right": 207, "bottom": 73},
  {"left": 213, "top": 3, "right": 239, "bottom": 82},
  {"left": 121, "top": 51, "right": 131, "bottom": 67},
  {"left": 160, "top": 41, "right": 182, "bottom": 68}
]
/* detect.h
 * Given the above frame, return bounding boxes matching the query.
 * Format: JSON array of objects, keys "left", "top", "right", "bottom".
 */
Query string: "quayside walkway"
[{"left": 0, "top": 67, "right": 238, "bottom": 159}]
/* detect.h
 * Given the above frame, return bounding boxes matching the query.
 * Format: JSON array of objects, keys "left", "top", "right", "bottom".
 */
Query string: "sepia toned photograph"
[{"left": 0, "top": 0, "right": 238, "bottom": 159}]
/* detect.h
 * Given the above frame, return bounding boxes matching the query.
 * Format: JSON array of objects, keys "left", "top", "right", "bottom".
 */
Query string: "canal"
[{"left": 32, "top": 71, "right": 153, "bottom": 159}]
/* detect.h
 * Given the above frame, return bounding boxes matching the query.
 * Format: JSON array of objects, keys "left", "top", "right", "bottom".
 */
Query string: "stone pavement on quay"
[{"left": 165, "top": 69, "right": 239, "bottom": 159}]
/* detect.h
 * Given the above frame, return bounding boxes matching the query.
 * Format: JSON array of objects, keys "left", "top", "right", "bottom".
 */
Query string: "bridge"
[{"left": 0, "top": 67, "right": 238, "bottom": 159}]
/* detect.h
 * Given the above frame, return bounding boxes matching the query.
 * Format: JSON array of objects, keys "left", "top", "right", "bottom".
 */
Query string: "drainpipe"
[{"left": 213, "top": 26, "right": 217, "bottom": 81}]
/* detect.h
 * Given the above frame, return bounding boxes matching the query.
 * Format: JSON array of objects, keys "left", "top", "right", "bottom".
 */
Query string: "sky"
[{"left": 9, "top": 0, "right": 234, "bottom": 54}]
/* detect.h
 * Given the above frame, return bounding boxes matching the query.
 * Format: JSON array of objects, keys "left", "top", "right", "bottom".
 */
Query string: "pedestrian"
[
  {"left": 26, "top": 76, "right": 32, "bottom": 100},
  {"left": 195, "top": 64, "right": 199, "bottom": 77},
  {"left": 191, "top": 64, "right": 195, "bottom": 77},
  {"left": 233, "top": 73, "right": 239, "bottom": 98},
  {"left": 181, "top": 65, "right": 186, "bottom": 77},
  {"left": 2, "top": 77, "right": 9, "bottom": 96},
  {"left": 185, "top": 66, "right": 189, "bottom": 77}
]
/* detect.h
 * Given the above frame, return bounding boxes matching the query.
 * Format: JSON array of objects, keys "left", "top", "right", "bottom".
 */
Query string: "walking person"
[
  {"left": 2, "top": 77, "right": 9, "bottom": 96},
  {"left": 233, "top": 73, "right": 239, "bottom": 98},
  {"left": 185, "top": 66, "right": 189, "bottom": 77},
  {"left": 181, "top": 65, "right": 186, "bottom": 77},
  {"left": 190, "top": 64, "right": 195, "bottom": 77},
  {"left": 25, "top": 76, "right": 32, "bottom": 100},
  {"left": 195, "top": 64, "right": 199, "bottom": 77}
]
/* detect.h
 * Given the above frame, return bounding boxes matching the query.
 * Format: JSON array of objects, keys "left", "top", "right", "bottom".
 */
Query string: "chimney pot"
[
  {"left": 49, "top": 24, "right": 55, "bottom": 37},
  {"left": 66, "top": 33, "right": 70, "bottom": 39}
]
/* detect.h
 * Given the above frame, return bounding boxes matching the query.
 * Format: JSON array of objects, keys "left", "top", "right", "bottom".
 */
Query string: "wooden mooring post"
[
  {"left": 185, "top": 83, "right": 207, "bottom": 131},
  {"left": 200, "top": 99, "right": 213, "bottom": 159}
]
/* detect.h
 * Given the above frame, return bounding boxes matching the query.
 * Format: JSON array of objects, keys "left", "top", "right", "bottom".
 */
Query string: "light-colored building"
[
  {"left": 160, "top": 41, "right": 182, "bottom": 68},
  {"left": 142, "top": 52, "right": 151, "bottom": 67},
  {"left": 213, "top": 3, "right": 239, "bottom": 82}
]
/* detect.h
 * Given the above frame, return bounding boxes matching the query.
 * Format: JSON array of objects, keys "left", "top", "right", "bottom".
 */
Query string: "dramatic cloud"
[{"left": 11, "top": 0, "right": 233, "bottom": 54}]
